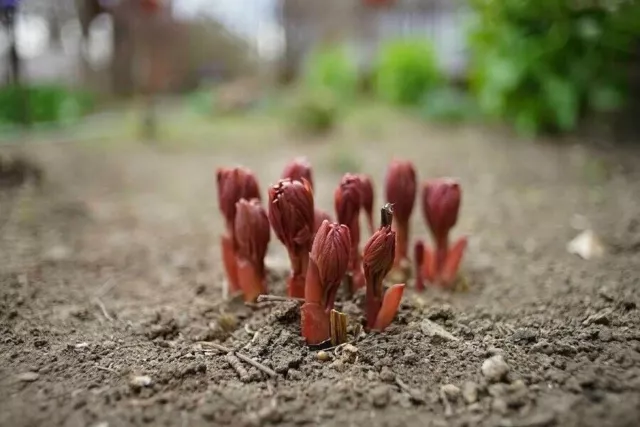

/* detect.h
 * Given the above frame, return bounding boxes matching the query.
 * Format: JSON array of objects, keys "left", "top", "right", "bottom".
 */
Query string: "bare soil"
[{"left": 1, "top": 117, "right": 640, "bottom": 427}]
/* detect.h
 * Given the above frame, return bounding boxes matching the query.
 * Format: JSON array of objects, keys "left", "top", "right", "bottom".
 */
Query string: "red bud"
[
  {"left": 334, "top": 174, "right": 362, "bottom": 227},
  {"left": 358, "top": 174, "right": 375, "bottom": 234},
  {"left": 422, "top": 178, "right": 460, "bottom": 244},
  {"left": 268, "top": 178, "right": 315, "bottom": 254},
  {"left": 363, "top": 222, "right": 396, "bottom": 298},
  {"left": 282, "top": 157, "right": 314, "bottom": 189},
  {"left": 268, "top": 178, "right": 315, "bottom": 298},
  {"left": 363, "top": 204, "right": 397, "bottom": 330},
  {"left": 419, "top": 179, "right": 465, "bottom": 289},
  {"left": 309, "top": 220, "right": 351, "bottom": 304},
  {"left": 302, "top": 220, "right": 351, "bottom": 345},
  {"left": 384, "top": 160, "right": 417, "bottom": 224},
  {"left": 234, "top": 199, "right": 270, "bottom": 276},
  {"left": 216, "top": 167, "right": 261, "bottom": 230},
  {"left": 314, "top": 208, "right": 333, "bottom": 234}
]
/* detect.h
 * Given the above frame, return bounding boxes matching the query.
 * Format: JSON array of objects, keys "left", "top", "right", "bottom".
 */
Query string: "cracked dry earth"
[{"left": 1, "top": 122, "right": 640, "bottom": 427}]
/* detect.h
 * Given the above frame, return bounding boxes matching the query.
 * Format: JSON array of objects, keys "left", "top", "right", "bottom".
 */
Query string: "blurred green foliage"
[
  {"left": 374, "top": 39, "right": 444, "bottom": 106},
  {"left": 419, "top": 87, "right": 480, "bottom": 123},
  {"left": 290, "top": 89, "right": 340, "bottom": 135},
  {"left": 468, "top": 0, "right": 640, "bottom": 136},
  {"left": 302, "top": 46, "right": 359, "bottom": 99},
  {"left": 291, "top": 45, "right": 356, "bottom": 135},
  {"left": 0, "top": 85, "right": 94, "bottom": 127}
]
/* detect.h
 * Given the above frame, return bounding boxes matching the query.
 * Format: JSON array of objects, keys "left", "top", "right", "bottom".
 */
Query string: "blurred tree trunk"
[{"left": 278, "top": 0, "right": 301, "bottom": 84}]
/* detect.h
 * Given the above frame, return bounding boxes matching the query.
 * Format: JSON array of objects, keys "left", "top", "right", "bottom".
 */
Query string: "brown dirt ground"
[{"left": 1, "top": 113, "right": 640, "bottom": 427}]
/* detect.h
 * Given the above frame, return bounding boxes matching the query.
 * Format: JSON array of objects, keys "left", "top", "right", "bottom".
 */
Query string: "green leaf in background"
[
  {"left": 0, "top": 85, "right": 94, "bottom": 126},
  {"left": 589, "top": 84, "right": 625, "bottom": 112},
  {"left": 419, "top": 87, "right": 480, "bottom": 123},
  {"left": 374, "top": 39, "right": 444, "bottom": 106},
  {"left": 543, "top": 77, "right": 579, "bottom": 131},
  {"left": 303, "top": 46, "right": 358, "bottom": 100},
  {"left": 467, "top": 0, "right": 640, "bottom": 136}
]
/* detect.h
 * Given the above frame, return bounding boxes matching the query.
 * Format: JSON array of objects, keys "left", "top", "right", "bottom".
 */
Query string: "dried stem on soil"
[
  {"left": 257, "top": 294, "right": 344, "bottom": 308},
  {"left": 94, "top": 298, "right": 114, "bottom": 322},
  {"left": 200, "top": 342, "right": 278, "bottom": 378},
  {"left": 330, "top": 309, "right": 348, "bottom": 346}
]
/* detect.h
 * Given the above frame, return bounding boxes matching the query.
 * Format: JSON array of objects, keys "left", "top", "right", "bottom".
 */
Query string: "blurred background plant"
[
  {"left": 1, "top": 0, "right": 639, "bottom": 142},
  {"left": 373, "top": 39, "right": 444, "bottom": 107},
  {"left": 0, "top": 85, "right": 93, "bottom": 128},
  {"left": 467, "top": 0, "right": 640, "bottom": 136}
]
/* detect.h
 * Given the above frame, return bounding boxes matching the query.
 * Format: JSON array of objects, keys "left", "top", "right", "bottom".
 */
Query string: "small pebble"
[
  {"left": 462, "top": 381, "right": 479, "bottom": 404},
  {"left": 130, "top": 375, "right": 153, "bottom": 389},
  {"left": 316, "top": 351, "right": 331, "bottom": 362},
  {"left": 440, "top": 384, "right": 461, "bottom": 401},
  {"left": 482, "top": 355, "right": 510, "bottom": 382},
  {"left": 370, "top": 385, "right": 390, "bottom": 408},
  {"left": 492, "top": 398, "right": 508, "bottom": 414},
  {"left": 287, "top": 369, "right": 303, "bottom": 381},
  {"left": 379, "top": 366, "right": 395, "bottom": 383},
  {"left": 17, "top": 372, "right": 39, "bottom": 382}
]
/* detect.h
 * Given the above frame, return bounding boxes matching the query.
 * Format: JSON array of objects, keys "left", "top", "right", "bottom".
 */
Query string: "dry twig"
[
  {"left": 199, "top": 341, "right": 278, "bottom": 379},
  {"left": 94, "top": 298, "right": 114, "bottom": 322}
]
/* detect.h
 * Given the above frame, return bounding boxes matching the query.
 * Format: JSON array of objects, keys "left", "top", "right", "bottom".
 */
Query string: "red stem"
[
  {"left": 287, "top": 249, "right": 309, "bottom": 298},
  {"left": 393, "top": 220, "right": 409, "bottom": 267},
  {"left": 348, "top": 218, "right": 364, "bottom": 292},
  {"left": 365, "top": 293, "right": 382, "bottom": 331},
  {"left": 236, "top": 257, "right": 266, "bottom": 302},
  {"left": 221, "top": 234, "right": 240, "bottom": 293},
  {"left": 301, "top": 258, "right": 330, "bottom": 345},
  {"left": 414, "top": 240, "right": 425, "bottom": 292},
  {"left": 435, "top": 236, "right": 449, "bottom": 283}
]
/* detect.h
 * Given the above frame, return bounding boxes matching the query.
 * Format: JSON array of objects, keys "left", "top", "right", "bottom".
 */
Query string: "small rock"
[
  {"left": 506, "top": 379, "right": 528, "bottom": 408},
  {"left": 420, "top": 319, "right": 459, "bottom": 342},
  {"left": 462, "top": 381, "right": 479, "bottom": 404},
  {"left": 530, "top": 340, "right": 553, "bottom": 354},
  {"left": 102, "top": 340, "right": 116, "bottom": 350},
  {"left": 17, "top": 372, "right": 39, "bottom": 382},
  {"left": 583, "top": 308, "right": 612, "bottom": 326},
  {"left": 497, "top": 413, "right": 556, "bottom": 427},
  {"left": 427, "top": 305, "right": 454, "bottom": 321},
  {"left": 340, "top": 344, "right": 358, "bottom": 363},
  {"left": 440, "top": 384, "right": 461, "bottom": 401},
  {"left": 316, "top": 351, "right": 331, "bottom": 362},
  {"left": 510, "top": 328, "right": 537, "bottom": 343},
  {"left": 130, "top": 375, "right": 153, "bottom": 389},
  {"left": 468, "top": 402, "right": 483, "bottom": 413},
  {"left": 379, "top": 366, "right": 395, "bottom": 383},
  {"left": 287, "top": 369, "right": 303, "bottom": 381},
  {"left": 567, "top": 229, "right": 605, "bottom": 260},
  {"left": 598, "top": 329, "right": 613, "bottom": 342},
  {"left": 482, "top": 355, "right": 510, "bottom": 383},
  {"left": 330, "top": 360, "right": 346, "bottom": 372},
  {"left": 75, "top": 342, "right": 89, "bottom": 350},
  {"left": 370, "top": 385, "right": 390, "bottom": 408},
  {"left": 43, "top": 245, "right": 72, "bottom": 262},
  {"left": 487, "top": 347, "right": 504, "bottom": 356},
  {"left": 492, "top": 398, "right": 508, "bottom": 414},
  {"left": 488, "top": 383, "right": 508, "bottom": 397}
]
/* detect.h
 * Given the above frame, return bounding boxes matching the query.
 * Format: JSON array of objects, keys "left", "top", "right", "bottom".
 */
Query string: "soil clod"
[{"left": 482, "top": 355, "right": 510, "bottom": 383}]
